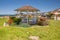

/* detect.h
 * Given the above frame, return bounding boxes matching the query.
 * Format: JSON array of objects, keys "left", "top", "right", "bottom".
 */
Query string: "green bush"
[
  {"left": 19, "top": 23, "right": 31, "bottom": 27},
  {"left": 14, "top": 18, "right": 22, "bottom": 25},
  {"left": 9, "top": 16, "right": 15, "bottom": 19},
  {"left": 9, "top": 17, "right": 22, "bottom": 25}
]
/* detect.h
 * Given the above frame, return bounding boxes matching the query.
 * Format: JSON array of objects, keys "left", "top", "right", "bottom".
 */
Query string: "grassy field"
[{"left": 0, "top": 18, "right": 60, "bottom": 40}]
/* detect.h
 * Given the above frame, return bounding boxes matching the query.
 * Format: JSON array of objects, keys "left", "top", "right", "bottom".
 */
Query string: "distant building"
[
  {"left": 0, "top": 16, "right": 4, "bottom": 18},
  {"left": 50, "top": 8, "right": 60, "bottom": 20},
  {"left": 0, "top": 15, "right": 16, "bottom": 19}
]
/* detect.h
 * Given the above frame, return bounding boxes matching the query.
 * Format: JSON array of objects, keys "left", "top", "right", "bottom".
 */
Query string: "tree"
[{"left": 46, "top": 12, "right": 53, "bottom": 19}]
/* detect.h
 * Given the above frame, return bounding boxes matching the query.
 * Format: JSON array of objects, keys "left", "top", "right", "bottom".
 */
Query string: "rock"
[
  {"left": 29, "top": 36, "right": 39, "bottom": 40},
  {"left": 3, "top": 22, "right": 9, "bottom": 27}
]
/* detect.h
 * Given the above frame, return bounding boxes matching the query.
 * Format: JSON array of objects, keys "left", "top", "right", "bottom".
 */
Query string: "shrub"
[
  {"left": 13, "top": 18, "right": 22, "bottom": 25},
  {"left": 9, "top": 17, "right": 22, "bottom": 25},
  {"left": 37, "top": 17, "right": 48, "bottom": 26},
  {"left": 8, "top": 19, "right": 13, "bottom": 25},
  {"left": 9, "top": 16, "right": 15, "bottom": 19},
  {"left": 19, "top": 23, "right": 31, "bottom": 27}
]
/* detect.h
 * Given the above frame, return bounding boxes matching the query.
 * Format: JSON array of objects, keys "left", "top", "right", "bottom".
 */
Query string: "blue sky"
[{"left": 0, "top": 0, "right": 60, "bottom": 15}]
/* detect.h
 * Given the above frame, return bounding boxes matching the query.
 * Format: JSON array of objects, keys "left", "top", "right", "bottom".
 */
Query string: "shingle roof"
[{"left": 15, "top": 6, "right": 40, "bottom": 12}]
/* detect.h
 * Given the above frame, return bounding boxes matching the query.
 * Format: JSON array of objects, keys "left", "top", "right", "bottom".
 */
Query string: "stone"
[
  {"left": 29, "top": 36, "right": 39, "bottom": 40},
  {"left": 3, "top": 22, "right": 9, "bottom": 27}
]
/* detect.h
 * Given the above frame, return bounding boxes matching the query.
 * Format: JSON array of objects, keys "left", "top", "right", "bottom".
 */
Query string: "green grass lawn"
[{"left": 0, "top": 18, "right": 60, "bottom": 40}]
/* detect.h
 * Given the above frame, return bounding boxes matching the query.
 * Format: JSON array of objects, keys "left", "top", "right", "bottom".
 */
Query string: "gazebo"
[{"left": 15, "top": 5, "right": 40, "bottom": 24}]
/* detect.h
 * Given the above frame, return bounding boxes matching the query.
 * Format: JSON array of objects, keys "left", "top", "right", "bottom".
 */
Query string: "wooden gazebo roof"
[{"left": 15, "top": 6, "right": 40, "bottom": 12}]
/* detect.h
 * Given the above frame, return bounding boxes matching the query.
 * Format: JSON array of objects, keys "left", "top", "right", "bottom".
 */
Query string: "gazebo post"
[
  {"left": 27, "top": 10, "right": 29, "bottom": 24},
  {"left": 36, "top": 11, "right": 38, "bottom": 23},
  {"left": 19, "top": 11, "right": 21, "bottom": 17},
  {"left": 16, "top": 11, "right": 19, "bottom": 17},
  {"left": 17, "top": 11, "right": 21, "bottom": 18}
]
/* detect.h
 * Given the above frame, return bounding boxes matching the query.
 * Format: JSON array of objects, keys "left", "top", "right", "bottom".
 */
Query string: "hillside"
[{"left": 0, "top": 18, "right": 60, "bottom": 40}]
